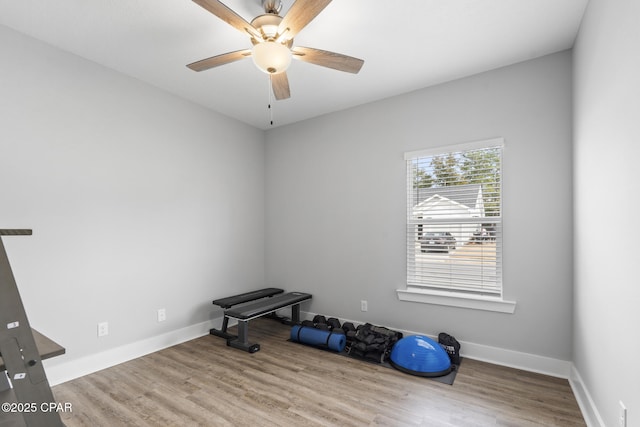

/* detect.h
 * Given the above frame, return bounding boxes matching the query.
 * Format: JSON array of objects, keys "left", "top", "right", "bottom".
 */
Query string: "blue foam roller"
[
  {"left": 390, "top": 335, "right": 452, "bottom": 377},
  {"left": 290, "top": 325, "right": 346, "bottom": 352}
]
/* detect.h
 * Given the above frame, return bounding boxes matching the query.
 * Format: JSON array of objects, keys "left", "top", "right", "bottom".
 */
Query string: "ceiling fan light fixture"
[{"left": 251, "top": 41, "right": 292, "bottom": 74}]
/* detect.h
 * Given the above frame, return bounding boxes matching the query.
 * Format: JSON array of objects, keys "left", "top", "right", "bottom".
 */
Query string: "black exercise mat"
[
  {"left": 341, "top": 351, "right": 461, "bottom": 385},
  {"left": 288, "top": 339, "right": 460, "bottom": 385}
]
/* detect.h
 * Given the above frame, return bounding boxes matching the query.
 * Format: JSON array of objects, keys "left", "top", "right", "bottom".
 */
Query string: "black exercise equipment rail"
[
  {"left": 223, "top": 291, "right": 312, "bottom": 353},
  {"left": 0, "top": 229, "right": 65, "bottom": 427},
  {"left": 210, "top": 287, "right": 284, "bottom": 341}
]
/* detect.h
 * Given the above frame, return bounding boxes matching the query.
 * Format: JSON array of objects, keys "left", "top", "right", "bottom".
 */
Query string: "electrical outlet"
[
  {"left": 361, "top": 300, "right": 368, "bottom": 312},
  {"left": 619, "top": 401, "right": 627, "bottom": 427},
  {"left": 157, "top": 308, "right": 166, "bottom": 322},
  {"left": 97, "top": 322, "right": 109, "bottom": 337}
]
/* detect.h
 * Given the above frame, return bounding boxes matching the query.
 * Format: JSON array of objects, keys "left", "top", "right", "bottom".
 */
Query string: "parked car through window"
[{"left": 419, "top": 232, "right": 456, "bottom": 253}]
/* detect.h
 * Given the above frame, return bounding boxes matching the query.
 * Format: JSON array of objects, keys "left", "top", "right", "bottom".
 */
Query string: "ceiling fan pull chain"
[{"left": 268, "top": 75, "right": 274, "bottom": 126}]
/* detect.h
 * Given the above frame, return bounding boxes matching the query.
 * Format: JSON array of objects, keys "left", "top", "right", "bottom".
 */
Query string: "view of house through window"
[{"left": 405, "top": 139, "right": 503, "bottom": 296}]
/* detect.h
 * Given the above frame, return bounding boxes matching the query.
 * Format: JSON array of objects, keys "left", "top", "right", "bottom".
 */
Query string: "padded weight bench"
[
  {"left": 210, "top": 287, "right": 284, "bottom": 340},
  {"left": 225, "top": 292, "right": 312, "bottom": 353}
]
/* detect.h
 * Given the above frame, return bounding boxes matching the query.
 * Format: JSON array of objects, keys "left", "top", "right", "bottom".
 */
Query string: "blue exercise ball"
[{"left": 390, "top": 335, "right": 452, "bottom": 377}]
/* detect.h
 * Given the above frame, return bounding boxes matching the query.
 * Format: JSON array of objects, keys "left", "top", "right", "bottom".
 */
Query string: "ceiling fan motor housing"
[
  {"left": 250, "top": 14, "right": 292, "bottom": 47},
  {"left": 261, "top": 0, "right": 282, "bottom": 14}
]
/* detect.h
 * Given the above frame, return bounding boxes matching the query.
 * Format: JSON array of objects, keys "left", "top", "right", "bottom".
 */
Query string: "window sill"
[{"left": 396, "top": 287, "right": 516, "bottom": 314}]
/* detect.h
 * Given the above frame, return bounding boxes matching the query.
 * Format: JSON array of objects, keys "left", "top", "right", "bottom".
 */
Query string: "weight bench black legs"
[
  {"left": 219, "top": 291, "right": 312, "bottom": 353},
  {"left": 209, "top": 288, "right": 284, "bottom": 340}
]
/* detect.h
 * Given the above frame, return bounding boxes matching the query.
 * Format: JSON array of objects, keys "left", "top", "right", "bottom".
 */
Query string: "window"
[{"left": 398, "top": 138, "right": 515, "bottom": 313}]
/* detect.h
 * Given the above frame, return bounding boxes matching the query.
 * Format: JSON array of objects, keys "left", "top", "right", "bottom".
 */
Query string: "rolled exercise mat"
[{"left": 290, "top": 325, "right": 346, "bottom": 352}]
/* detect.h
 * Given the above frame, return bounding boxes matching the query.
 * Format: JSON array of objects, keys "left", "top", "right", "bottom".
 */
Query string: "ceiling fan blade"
[
  {"left": 277, "top": 0, "right": 332, "bottom": 40},
  {"left": 192, "top": 0, "right": 262, "bottom": 40},
  {"left": 187, "top": 49, "right": 252, "bottom": 72},
  {"left": 292, "top": 46, "right": 364, "bottom": 74},
  {"left": 271, "top": 72, "right": 291, "bottom": 100}
]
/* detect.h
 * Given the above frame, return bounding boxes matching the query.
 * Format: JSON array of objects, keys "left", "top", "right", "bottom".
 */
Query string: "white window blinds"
[{"left": 405, "top": 138, "right": 503, "bottom": 296}]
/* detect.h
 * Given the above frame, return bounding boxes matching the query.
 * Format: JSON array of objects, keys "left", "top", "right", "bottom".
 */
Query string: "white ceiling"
[{"left": 0, "top": 0, "right": 588, "bottom": 130}]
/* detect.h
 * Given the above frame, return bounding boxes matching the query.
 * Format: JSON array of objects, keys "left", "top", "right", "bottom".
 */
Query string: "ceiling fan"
[{"left": 187, "top": 0, "right": 364, "bottom": 100}]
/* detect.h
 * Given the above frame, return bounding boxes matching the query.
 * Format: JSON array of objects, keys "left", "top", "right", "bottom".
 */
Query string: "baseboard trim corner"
[
  {"left": 44, "top": 319, "right": 218, "bottom": 386},
  {"left": 568, "top": 364, "right": 605, "bottom": 427}
]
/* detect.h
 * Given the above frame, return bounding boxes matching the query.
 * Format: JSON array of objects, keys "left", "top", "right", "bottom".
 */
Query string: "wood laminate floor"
[{"left": 52, "top": 319, "right": 586, "bottom": 426}]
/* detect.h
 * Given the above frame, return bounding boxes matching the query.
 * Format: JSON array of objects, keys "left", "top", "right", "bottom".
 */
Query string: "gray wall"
[
  {"left": 2, "top": 17, "right": 583, "bottom": 390},
  {"left": 265, "top": 51, "right": 574, "bottom": 360},
  {"left": 0, "top": 26, "right": 265, "bottom": 362},
  {"left": 573, "top": 0, "right": 640, "bottom": 425}
]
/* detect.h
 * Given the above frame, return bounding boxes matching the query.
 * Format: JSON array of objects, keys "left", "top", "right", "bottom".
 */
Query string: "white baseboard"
[
  {"left": 44, "top": 319, "right": 218, "bottom": 386},
  {"left": 569, "top": 365, "right": 605, "bottom": 427},
  {"left": 456, "top": 340, "right": 572, "bottom": 378},
  {"left": 46, "top": 310, "right": 570, "bottom": 385}
]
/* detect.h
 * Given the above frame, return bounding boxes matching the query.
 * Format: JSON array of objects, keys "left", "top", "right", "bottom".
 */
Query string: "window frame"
[{"left": 397, "top": 137, "right": 516, "bottom": 313}]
